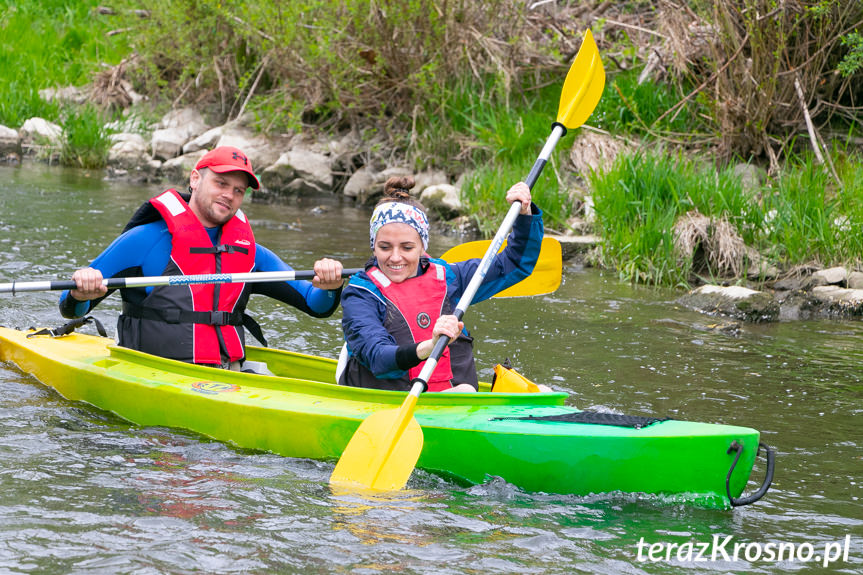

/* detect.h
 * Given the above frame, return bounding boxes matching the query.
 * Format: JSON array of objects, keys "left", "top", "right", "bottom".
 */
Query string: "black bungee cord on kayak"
[
  {"left": 25, "top": 315, "right": 107, "bottom": 338},
  {"left": 490, "top": 411, "right": 673, "bottom": 429}
]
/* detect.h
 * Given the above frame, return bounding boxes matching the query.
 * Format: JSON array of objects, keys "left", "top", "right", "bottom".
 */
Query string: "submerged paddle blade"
[
  {"left": 440, "top": 237, "right": 562, "bottom": 298},
  {"left": 330, "top": 400, "right": 424, "bottom": 491},
  {"left": 557, "top": 29, "right": 605, "bottom": 130}
]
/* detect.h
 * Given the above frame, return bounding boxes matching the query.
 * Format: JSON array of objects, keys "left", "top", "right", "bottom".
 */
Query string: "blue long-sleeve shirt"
[
  {"left": 341, "top": 204, "right": 543, "bottom": 378},
  {"left": 59, "top": 220, "right": 340, "bottom": 319}
]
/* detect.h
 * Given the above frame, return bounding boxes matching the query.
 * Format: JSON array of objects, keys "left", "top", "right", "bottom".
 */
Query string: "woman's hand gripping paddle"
[{"left": 329, "top": 29, "right": 605, "bottom": 492}]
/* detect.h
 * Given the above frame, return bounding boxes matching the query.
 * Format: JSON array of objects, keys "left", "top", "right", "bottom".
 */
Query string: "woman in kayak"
[{"left": 338, "top": 175, "right": 544, "bottom": 392}]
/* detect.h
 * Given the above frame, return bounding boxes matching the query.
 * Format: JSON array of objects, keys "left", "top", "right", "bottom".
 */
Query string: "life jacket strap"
[
  {"left": 189, "top": 245, "right": 249, "bottom": 255},
  {"left": 121, "top": 301, "right": 267, "bottom": 347},
  {"left": 122, "top": 301, "right": 244, "bottom": 326}
]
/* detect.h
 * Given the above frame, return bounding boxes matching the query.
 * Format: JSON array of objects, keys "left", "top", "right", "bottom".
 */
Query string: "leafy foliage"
[{"left": 838, "top": 32, "right": 863, "bottom": 77}]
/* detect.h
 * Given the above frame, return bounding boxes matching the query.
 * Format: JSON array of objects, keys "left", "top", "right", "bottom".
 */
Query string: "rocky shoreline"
[
  {"left": 0, "top": 107, "right": 465, "bottom": 216},
  {"left": 2, "top": 106, "right": 862, "bottom": 324}
]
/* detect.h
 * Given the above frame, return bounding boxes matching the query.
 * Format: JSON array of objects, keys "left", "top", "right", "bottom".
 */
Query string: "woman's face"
[{"left": 373, "top": 223, "right": 423, "bottom": 283}]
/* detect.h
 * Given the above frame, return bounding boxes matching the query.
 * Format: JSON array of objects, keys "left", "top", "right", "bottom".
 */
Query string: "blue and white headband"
[{"left": 369, "top": 202, "right": 430, "bottom": 250}]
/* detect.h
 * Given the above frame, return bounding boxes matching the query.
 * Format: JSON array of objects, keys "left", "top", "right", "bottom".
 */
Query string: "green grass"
[
  {"left": 591, "top": 69, "right": 705, "bottom": 137},
  {"left": 589, "top": 152, "right": 700, "bottom": 286},
  {"left": 590, "top": 150, "right": 863, "bottom": 287},
  {"left": 0, "top": 0, "right": 130, "bottom": 126},
  {"left": 60, "top": 104, "right": 112, "bottom": 168},
  {"left": 758, "top": 155, "right": 863, "bottom": 268}
]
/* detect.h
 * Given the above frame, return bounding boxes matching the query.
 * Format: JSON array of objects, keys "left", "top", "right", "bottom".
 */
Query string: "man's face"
[{"left": 188, "top": 168, "right": 248, "bottom": 227}]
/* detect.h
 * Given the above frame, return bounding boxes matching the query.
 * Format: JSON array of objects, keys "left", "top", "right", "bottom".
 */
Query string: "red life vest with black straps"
[
  {"left": 134, "top": 189, "right": 256, "bottom": 365},
  {"left": 366, "top": 262, "right": 454, "bottom": 391}
]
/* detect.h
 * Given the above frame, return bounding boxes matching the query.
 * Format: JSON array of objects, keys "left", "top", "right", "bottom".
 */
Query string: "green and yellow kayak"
[{"left": 0, "top": 326, "right": 773, "bottom": 507}]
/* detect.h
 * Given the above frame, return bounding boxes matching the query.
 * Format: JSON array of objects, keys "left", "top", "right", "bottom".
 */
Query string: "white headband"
[{"left": 369, "top": 202, "right": 430, "bottom": 249}]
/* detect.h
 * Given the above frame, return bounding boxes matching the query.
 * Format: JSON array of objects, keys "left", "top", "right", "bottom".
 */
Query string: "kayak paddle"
[
  {"left": 0, "top": 269, "right": 363, "bottom": 295},
  {"left": 329, "top": 28, "right": 605, "bottom": 492},
  {"left": 440, "top": 237, "right": 562, "bottom": 297}
]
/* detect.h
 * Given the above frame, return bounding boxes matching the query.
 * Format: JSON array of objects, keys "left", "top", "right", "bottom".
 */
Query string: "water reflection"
[{"left": 330, "top": 487, "right": 428, "bottom": 546}]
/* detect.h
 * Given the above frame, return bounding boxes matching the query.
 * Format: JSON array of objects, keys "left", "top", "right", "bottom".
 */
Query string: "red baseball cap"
[{"left": 195, "top": 146, "right": 260, "bottom": 189}]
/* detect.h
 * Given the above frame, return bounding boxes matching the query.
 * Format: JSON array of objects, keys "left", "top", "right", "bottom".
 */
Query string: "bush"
[{"left": 112, "top": 0, "right": 562, "bottom": 130}]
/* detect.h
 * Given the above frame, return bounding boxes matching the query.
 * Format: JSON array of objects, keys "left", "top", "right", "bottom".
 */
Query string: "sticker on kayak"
[{"left": 191, "top": 381, "right": 240, "bottom": 395}]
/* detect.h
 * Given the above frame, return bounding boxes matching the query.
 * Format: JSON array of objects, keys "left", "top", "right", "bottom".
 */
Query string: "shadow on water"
[{"left": 0, "top": 164, "right": 860, "bottom": 573}]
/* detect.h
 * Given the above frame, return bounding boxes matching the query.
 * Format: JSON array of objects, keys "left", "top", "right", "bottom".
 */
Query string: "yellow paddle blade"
[
  {"left": 491, "top": 363, "right": 541, "bottom": 393},
  {"left": 330, "top": 396, "right": 424, "bottom": 491},
  {"left": 557, "top": 29, "right": 606, "bottom": 130},
  {"left": 439, "top": 237, "right": 562, "bottom": 298}
]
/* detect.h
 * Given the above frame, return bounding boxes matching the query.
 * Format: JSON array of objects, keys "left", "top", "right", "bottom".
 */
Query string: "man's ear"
[{"left": 189, "top": 169, "right": 201, "bottom": 193}]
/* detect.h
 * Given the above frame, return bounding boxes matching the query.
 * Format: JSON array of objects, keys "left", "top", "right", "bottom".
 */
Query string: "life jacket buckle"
[{"left": 208, "top": 311, "right": 231, "bottom": 325}]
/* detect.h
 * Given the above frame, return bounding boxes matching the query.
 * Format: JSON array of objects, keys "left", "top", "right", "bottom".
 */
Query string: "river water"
[{"left": 0, "top": 164, "right": 860, "bottom": 574}]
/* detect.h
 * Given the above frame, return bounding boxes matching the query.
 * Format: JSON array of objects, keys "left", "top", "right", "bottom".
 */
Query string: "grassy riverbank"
[
  {"left": 2, "top": 0, "right": 862, "bottom": 286},
  {"left": 0, "top": 0, "right": 128, "bottom": 167},
  {"left": 590, "top": 151, "right": 863, "bottom": 287}
]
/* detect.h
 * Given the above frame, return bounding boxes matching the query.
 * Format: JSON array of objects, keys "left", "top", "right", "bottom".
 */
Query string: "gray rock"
[
  {"left": 183, "top": 126, "right": 224, "bottom": 154},
  {"left": 677, "top": 284, "right": 779, "bottom": 322},
  {"left": 353, "top": 166, "right": 413, "bottom": 205},
  {"left": 151, "top": 128, "right": 188, "bottom": 161},
  {"left": 775, "top": 290, "right": 822, "bottom": 321},
  {"left": 260, "top": 149, "right": 333, "bottom": 195},
  {"left": 0, "top": 124, "right": 20, "bottom": 154},
  {"left": 38, "top": 85, "right": 88, "bottom": 104},
  {"left": 343, "top": 166, "right": 382, "bottom": 201},
  {"left": 107, "top": 133, "right": 149, "bottom": 168},
  {"left": 413, "top": 169, "right": 449, "bottom": 195},
  {"left": 160, "top": 150, "right": 207, "bottom": 182},
  {"left": 156, "top": 107, "right": 206, "bottom": 130},
  {"left": 771, "top": 276, "right": 806, "bottom": 291},
  {"left": 420, "top": 184, "right": 462, "bottom": 219},
  {"left": 20, "top": 117, "right": 62, "bottom": 146},
  {"left": 379, "top": 166, "right": 413, "bottom": 182},
  {"left": 215, "top": 129, "right": 282, "bottom": 171},
  {"left": 809, "top": 285, "right": 863, "bottom": 317},
  {"left": 150, "top": 108, "right": 209, "bottom": 160},
  {"left": 811, "top": 266, "right": 848, "bottom": 286},
  {"left": 848, "top": 271, "right": 863, "bottom": 289}
]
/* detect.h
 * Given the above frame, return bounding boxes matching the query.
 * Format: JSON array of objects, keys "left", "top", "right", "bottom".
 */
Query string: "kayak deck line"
[
  {"left": 490, "top": 411, "right": 673, "bottom": 428},
  {"left": 0, "top": 326, "right": 771, "bottom": 507}
]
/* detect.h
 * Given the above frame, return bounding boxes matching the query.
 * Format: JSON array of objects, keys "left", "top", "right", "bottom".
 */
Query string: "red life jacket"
[
  {"left": 366, "top": 262, "right": 454, "bottom": 391},
  {"left": 146, "top": 189, "right": 256, "bottom": 364}
]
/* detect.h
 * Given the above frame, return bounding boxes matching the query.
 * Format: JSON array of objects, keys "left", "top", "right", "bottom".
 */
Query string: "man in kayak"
[
  {"left": 59, "top": 146, "right": 344, "bottom": 370},
  {"left": 338, "top": 175, "right": 549, "bottom": 392}
]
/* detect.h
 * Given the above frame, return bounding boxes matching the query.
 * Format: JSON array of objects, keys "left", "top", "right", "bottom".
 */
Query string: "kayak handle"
[{"left": 726, "top": 440, "right": 775, "bottom": 507}]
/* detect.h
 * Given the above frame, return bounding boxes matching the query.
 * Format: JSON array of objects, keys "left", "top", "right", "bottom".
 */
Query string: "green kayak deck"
[{"left": 0, "top": 326, "right": 771, "bottom": 507}]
